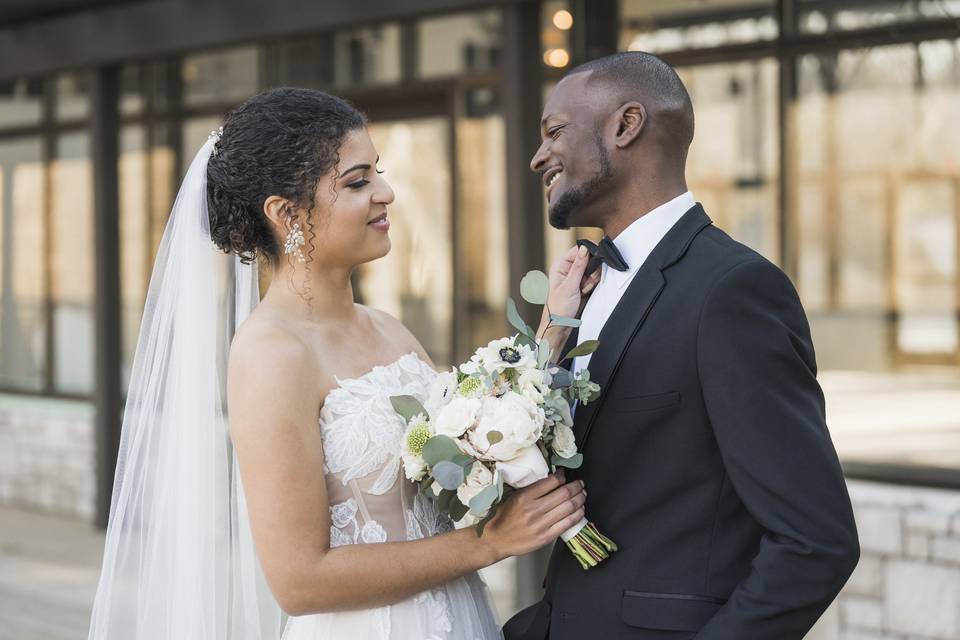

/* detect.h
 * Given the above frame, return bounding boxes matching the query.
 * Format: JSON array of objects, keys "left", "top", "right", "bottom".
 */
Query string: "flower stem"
[{"left": 563, "top": 520, "right": 617, "bottom": 569}]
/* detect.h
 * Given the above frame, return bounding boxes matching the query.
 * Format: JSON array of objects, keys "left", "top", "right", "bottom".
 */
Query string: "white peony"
[
  {"left": 399, "top": 414, "right": 432, "bottom": 481},
  {"left": 467, "top": 391, "right": 545, "bottom": 462},
  {"left": 551, "top": 422, "right": 578, "bottom": 459},
  {"left": 516, "top": 368, "right": 550, "bottom": 405},
  {"left": 425, "top": 369, "right": 459, "bottom": 416},
  {"left": 496, "top": 444, "right": 550, "bottom": 488},
  {"left": 433, "top": 396, "right": 482, "bottom": 439},
  {"left": 457, "top": 462, "right": 495, "bottom": 511}
]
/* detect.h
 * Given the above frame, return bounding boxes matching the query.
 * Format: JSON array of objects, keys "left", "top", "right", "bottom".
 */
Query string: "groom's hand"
[{"left": 478, "top": 471, "right": 586, "bottom": 561}]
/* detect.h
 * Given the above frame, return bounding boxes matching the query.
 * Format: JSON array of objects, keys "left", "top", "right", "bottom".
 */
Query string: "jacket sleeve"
[{"left": 694, "top": 258, "right": 860, "bottom": 640}]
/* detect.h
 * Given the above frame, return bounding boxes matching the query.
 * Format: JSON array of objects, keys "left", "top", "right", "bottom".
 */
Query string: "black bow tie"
[{"left": 577, "top": 237, "right": 629, "bottom": 276}]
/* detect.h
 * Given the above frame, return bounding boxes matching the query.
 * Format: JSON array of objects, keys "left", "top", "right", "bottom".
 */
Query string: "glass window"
[
  {"left": 274, "top": 35, "right": 336, "bottom": 89},
  {"left": 333, "top": 24, "right": 401, "bottom": 88},
  {"left": 55, "top": 72, "right": 90, "bottom": 121},
  {"left": 0, "top": 137, "right": 46, "bottom": 391},
  {"left": 182, "top": 46, "right": 261, "bottom": 107},
  {"left": 455, "top": 103, "right": 510, "bottom": 360},
  {"left": 50, "top": 133, "right": 94, "bottom": 394},
  {"left": 361, "top": 119, "right": 453, "bottom": 366},
  {"left": 800, "top": 0, "right": 960, "bottom": 35},
  {"left": 417, "top": 10, "right": 501, "bottom": 78},
  {"left": 678, "top": 59, "right": 780, "bottom": 263},
  {"left": 182, "top": 116, "right": 223, "bottom": 175},
  {"left": 0, "top": 78, "right": 43, "bottom": 128},
  {"left": 620, "top": 0, "right": 777, "bottom": 54},
  {"left": 542, "top": 1, "right": 572, "bottom": 71}
]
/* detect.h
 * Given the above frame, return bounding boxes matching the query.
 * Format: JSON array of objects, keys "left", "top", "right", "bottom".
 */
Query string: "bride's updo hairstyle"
[{"left": 205, "top": 87, "right": 366, "bottom": 266}]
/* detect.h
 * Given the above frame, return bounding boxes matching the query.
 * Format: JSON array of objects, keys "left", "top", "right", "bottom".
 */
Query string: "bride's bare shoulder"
[
  {"left": 229, "top": 312, "right": 319, "bottom": 383},
  {"left": 359, "top": 304, "right": 434, "bottom": 367}
]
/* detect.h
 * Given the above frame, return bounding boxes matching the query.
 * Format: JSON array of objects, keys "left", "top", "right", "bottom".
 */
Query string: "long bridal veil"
[{"left": 87, "top": 136, "right": 284, "bottom": 639}]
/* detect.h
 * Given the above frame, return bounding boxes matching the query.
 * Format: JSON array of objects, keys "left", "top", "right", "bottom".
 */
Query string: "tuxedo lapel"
[{"left": 572, "top": 204, "right": 713, "bottom": 450}]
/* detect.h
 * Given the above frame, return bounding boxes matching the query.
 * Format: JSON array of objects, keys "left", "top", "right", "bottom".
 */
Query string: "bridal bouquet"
[{"left": 391, "top": 270, "right": 617, "bottom": 569}]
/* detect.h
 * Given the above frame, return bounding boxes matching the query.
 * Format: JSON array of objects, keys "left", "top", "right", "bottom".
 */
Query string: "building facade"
[{"left": 1, "top": 1, "right": 960, "bottom": 634}]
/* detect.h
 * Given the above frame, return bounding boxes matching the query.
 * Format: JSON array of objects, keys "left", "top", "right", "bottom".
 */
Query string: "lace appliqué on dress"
[{"left": 321, "top": 353, "right": 437, "bottom": 495}]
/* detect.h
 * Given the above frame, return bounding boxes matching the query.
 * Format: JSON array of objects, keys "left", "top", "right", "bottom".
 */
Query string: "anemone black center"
[{"left": 499, "top": 347, "right": 521, "bottom": 364}]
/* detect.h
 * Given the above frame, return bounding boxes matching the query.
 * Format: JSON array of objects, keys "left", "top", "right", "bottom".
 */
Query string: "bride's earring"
[{"left": 283, "top": 222, "right": 306, "bottom": 264}]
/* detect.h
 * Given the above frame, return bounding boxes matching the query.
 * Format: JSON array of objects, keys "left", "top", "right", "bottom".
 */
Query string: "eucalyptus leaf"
[
  {"left": 486, "top": 430, "right": 504, "bottom": 445},
  {"left": 434, "top": 461, "right": 466, "bottom": 490},
  {"left": 437, "top": 488, "right": 456, "bottom": 512},
  {"left": 562, "top": 340, "right": 600, "bottom": 361},
  {"left": 468, "top": 484, "right": 500, "bottom": 515},
  {"left": 520, "top": 270, "right": 550, "bottom": 305},
  {"left": 549, "top": 314, "right": 582, "bottom": 328},
  {"left": 452, "top": 454, "right": 476, "bottom": 469},
  {"left": 516, "top": 331, "right": 537, "bottom": 349},
  {"left": 551, "top": 453, "right": 583, "bottom": 469},
  {"left": 537, "top": 339, "right": 552, "bottom": 369},
  {"left": 449, "top": 495, "right": 470, "bottom": 522},
  {"left": 474, "top": 507, "right": 498, "bottom": 537},
  {"left": 549, "top": 368, "right": 574, "bottom": 389},
  {"left": 390, "top": 395, "right": 428, "bottom": 422},
  {"left": 422, "top": 435, "right": 461, "bottom": 466},
  {"left": 506, "top": 297, "right": 533, "bottom": 338}
]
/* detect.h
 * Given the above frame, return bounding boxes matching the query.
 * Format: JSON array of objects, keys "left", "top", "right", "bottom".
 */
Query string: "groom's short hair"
[{"left": 567, "top": 52, "right": 695, "bottom": 154}]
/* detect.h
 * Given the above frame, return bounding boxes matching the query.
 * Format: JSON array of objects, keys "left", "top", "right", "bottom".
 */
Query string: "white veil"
[{"left": 87, "top": 136, "right": 284, "bottom": 639}]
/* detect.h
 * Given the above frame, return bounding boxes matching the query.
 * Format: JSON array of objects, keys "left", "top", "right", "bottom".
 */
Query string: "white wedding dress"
[{"left": 281, "top": 352, "right": 503, "bottom": 640}]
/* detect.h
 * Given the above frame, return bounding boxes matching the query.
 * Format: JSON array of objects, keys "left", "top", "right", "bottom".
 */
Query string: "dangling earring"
[{"left": 283, "top": 222, "right": 306, "bottom": 264}]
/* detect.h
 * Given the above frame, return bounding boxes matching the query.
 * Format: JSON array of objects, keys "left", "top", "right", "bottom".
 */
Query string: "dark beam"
[
  {"left": 0, "top": 0, "right": 534, "bottom": 81},
  {"left": 501, "top": 0, "right": 548, "bottom": 613},
  {"left": 570, "top": 0, "right": 618, "bottom": 66},
  {"left": 91, "top": 64, "right": 121, "bottom": 529}
]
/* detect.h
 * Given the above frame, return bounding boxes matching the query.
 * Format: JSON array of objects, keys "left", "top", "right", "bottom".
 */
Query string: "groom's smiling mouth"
[{"left": 544, "top": 166, "right": 563, "bottom": 196}]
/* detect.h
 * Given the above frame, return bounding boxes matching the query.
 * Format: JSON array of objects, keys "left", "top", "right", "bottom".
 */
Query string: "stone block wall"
[
  {"left": 0, "top": 394, "right": 95, "bottom": 521},
  {"left": 809, "top": 480, "right": 960, "bottom": 640}
]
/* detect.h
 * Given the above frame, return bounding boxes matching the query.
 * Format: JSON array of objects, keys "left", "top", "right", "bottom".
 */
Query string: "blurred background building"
[{"left": 1, "top": 1, "right": 960, "bottom": 638}]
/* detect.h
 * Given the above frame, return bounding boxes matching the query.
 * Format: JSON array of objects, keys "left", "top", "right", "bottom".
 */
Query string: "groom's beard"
[{"left": 548, "top": 136, "right": 613, "bottom": 230}]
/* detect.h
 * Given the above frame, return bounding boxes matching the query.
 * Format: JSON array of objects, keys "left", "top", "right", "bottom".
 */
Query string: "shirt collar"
[{"left": 602, "top": 191, "right": 696, "bottom": 290}]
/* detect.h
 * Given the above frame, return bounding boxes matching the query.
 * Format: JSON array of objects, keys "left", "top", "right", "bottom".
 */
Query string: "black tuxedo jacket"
[{"left": 504, "top": 204, "right": 859, "bottom": 640}]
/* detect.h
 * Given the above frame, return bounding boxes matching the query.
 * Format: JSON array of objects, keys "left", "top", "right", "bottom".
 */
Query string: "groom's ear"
[{"left": 613, "top": 102, "right": 646, "bottom": 149}]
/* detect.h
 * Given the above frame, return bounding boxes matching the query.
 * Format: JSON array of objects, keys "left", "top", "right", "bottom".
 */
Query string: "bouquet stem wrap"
[{"left": 560, "top": 517, "right": 618, "bottom": 569}]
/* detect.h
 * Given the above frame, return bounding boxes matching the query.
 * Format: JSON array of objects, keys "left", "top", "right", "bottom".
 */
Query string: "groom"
[{"left": 504, "top": 52, "right": 859, "bottom": 640}]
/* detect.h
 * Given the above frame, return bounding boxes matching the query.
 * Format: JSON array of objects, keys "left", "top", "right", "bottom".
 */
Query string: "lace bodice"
[{"left": 320, "top": 352, "right": 454, "bottom": 548}]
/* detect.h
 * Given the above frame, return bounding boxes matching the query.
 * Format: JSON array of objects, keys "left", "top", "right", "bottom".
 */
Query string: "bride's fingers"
[
  {"left": 535, "top": 480, "right": 584, "bottom": 515},
  {"left": 581, "top": 270, "right": 601, "bottom": 295},
  {"left": 541, "top": 485, "right": 586, "bottom": 525}
]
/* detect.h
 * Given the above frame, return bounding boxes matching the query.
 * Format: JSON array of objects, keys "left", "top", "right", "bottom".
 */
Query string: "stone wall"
[
  {"left": 2, "top": 396, "right": 960, "bottom": 638},
  {"left": 0, "top": 395, "right": 94, "bottom": 521},
  {"left": 809, "top": 480, "right": 960, "bottom": 640}
]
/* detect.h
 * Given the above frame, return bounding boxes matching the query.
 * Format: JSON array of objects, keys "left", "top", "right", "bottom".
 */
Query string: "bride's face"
[{"left": 308, "top": 127, "right": 395, "bottom": 268}]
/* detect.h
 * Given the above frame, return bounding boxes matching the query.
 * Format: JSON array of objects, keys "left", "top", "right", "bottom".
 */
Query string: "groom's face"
[{"left": 531, "top": 73, "right": 613, "bottom": 230}]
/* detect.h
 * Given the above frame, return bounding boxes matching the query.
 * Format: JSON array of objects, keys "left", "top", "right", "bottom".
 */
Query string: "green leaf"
[
  {"left": 562, "top": 340, "right": 600, "bottom": 361},
  {"left": 433, "top": 461, "right": 466, "bottom": 490},
  {"left": 549, "top": 314, "right": 582, "bottom": 328},
  {"left": 452, "top": 454, "right": 476, "bottom": 469},
  {"left": 516, "top": 331, "right": 537, "bottom": 349},
  {"left": 551, "top": 453, "right": 583, "bottom": 469},
  {"left": 549, "top": 368, "right": 574, "bottom": 389},
  {"left": 506, "top": 297, "right": 534, "bottom": 338},
  {"left": 422, "top": 435, "right": 461, "bottom": 466},
  {"left": 520, "top": 270, "right": 549, "bottom": 305},
  {"left": 469, "top": 484, "right": 500, "bottom": 515},
  {"left": 537, "top": 338, "right": 552, "bottom": 369},
  {"left": 390, "top": 395, "right": 428, "bottom": 422},
  {"left": 437, "top": 488, "right": 457, "bottom": 512},
  {"left": 448, "top": 495, "right": 470, "bottom": 522},
  {"left": 474, "top": 507, "right": 498, "bottom": 537},
  {"left": 486, "top": 430, "right": 503, "bottom": 445}
]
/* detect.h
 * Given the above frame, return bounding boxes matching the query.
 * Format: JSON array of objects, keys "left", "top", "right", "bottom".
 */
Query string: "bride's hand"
[
  {"left": 545, "top": 245, "right": 601, "bottom": 321},
  {"left": 478, "top": 471, "right": 586, "bottom": 560}
]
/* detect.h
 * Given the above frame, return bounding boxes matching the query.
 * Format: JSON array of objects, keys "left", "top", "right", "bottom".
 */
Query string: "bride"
[{"left": 87, "top": 87, "right": 588, "bottom": 639}]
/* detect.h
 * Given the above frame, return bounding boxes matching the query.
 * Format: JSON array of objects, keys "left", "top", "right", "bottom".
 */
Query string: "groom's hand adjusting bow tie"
[{"left": 576, "top": 237, "right": 629, "bottom": 277}]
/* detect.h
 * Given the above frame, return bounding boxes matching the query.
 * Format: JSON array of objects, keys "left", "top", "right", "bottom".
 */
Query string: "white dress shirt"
[{"left": 573, "top": 191, "right": 696, "bottom": 376}]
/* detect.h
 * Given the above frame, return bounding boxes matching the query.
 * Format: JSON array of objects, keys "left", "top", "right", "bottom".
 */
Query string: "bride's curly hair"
[{"left": 205, "top": 87, "right": 367, "bottom": 266}]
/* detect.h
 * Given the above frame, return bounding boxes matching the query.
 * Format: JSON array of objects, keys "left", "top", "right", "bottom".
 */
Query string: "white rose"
[
  {"left": 456, "top": 462, "right": 495, "bottom": 511},
  {"left": 425, "top": 369, "right": 458, "bottom": 416},
  {"left": 433, "top": 397, "right": 482, "bottom": 439},
  {"left": 551, "top": 422, "right": 578, "bottom": 459},
  {"left": 517, "top": 368, "right": 549, "bottom": 405},
  {"left": 468, "top": 391, "right": 545, "bottom": 462},
  {"left": 496, "top": 444, "right": 550, "bottom": 488},
  {"left": 477, "top": 336, "right": 537, "bottom": 374}
]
